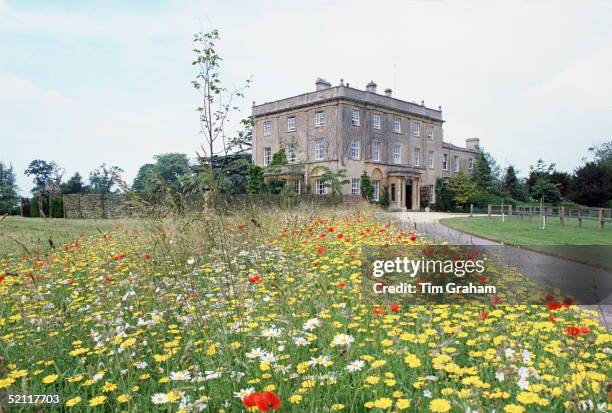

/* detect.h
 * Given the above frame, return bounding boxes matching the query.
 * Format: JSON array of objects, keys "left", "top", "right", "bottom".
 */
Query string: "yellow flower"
[
  {"left": 331, "top": 404, "right": 345, "bottom": 411},
  {"left": 102, "top": 381, "right": 117, "bottom": 392},
  {"left": 289, "top": 395, "right": 302, "bottom": 404},
  {"left": 504, "top": 404, "right": 525, "bottom": 413},
  {"left": 167, "top": 391, "right": 181, "bottom": 402},
  {"left": 429, "top": 398, "right": 451, "bottom": 413},
  {"left": 385, "top": 379, "right": 396, "bottom": 387},
  {"left": 0, "top": 377, "right": 15, "bottom": 389},
  {"left": 120, "top": 337, "right": 136, "bottom": 349},
  {"left": 373, "top": 398, "right": 393, "bottom": 409},
  {"left": 365, "top": 375, "right": 380, "bottom": 385},
  {"left": 396, "top": 399, "right": 411, "bottom": 410},
  {"left": 404, "top": 353, "right": 422, "bottom": 368},
  {"left": 89, "top": 395, "right": 107, "bottom": 407},
  {"left": 67, "top": 375, "right": 84, "bottom": 383},
  {"left": 42, "top": 374, "right": 59, "bottom": 384},
  {"left": 371, "top": 359, "right": 387, "bottom": 368},
  {"left": 65, "top": 396, "right": 81, "bottom": 407},
  {"left": 516, "top": 392, "right": 539, "bottom": 405},
  {"left": 8, "top": 369, "right": 27, "bottom": 379},
  {"left": 117, "top": 394, "right": 130, "bottom": 404}
]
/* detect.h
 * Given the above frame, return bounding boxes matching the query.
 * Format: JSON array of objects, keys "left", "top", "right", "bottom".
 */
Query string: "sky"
[{"left": 1, "top": 0, "right": 611, "bottom": 195}]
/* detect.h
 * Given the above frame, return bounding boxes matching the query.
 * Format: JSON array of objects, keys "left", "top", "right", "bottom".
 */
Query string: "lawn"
[
  {"left": 1, "top": 206, "right": 610, "bottom": 412},
  {"left": 440, "top": 216, "right": 612, "bottom": 269},
  {"left": 0, "top": 216, "right": 122, "bottom": 257}
]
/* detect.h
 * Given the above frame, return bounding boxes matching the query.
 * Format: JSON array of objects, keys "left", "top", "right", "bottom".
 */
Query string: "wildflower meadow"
[{"left": 0, "top": 206, "right": 610, "bottom": 412}]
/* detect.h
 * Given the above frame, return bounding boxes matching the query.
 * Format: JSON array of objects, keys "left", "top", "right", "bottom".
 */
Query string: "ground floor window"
[
  {"left": 351, "top": 178, "right": 360, "bottom": 195},
  {"left": 315, "top": 179, "right": 325, "bottom": 195},
  {"left": 372, "top": 180, "right": 380, "bottom": 202},
  {"left": 293, "top": 180, "right": 301, "bottom": 194},
  {"left": 390, "top": 183, "right": 396, "bottom": 202}
]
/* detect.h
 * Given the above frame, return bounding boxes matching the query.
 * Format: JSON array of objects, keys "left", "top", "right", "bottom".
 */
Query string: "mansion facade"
[{"left": 251, "top": 78, "right": 479, "bottom": 210}]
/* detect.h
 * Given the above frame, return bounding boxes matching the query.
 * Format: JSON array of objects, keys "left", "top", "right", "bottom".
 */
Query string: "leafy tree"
[
  {"left": 448, "top": 172, "right": 479, "bottom": 210},
  {"left": 25, "top": 159, "right": 63, "bottom": 216},
  {"left": 530, "top": 176, "right": 561, "bottom": 204},
  {"left": 502, "top": 165, "right": 527, "bottom": 200},
  {"left": 471, "top": 149, "right": 498, "bottom": 192},
  {"left": 246, "top": 165, "right": 265, "bottom": 194},
  {"left": 228, "top": 118, "right": 254, "bottom": 154},
  {"left": 433, "top": 178, "right": 455, "bottom": 211},
  {"left": 589, "top": 140, "right": 612, "bottom": 165},
  {"left": 319, "top": 168, "right": 350, "bottom": 196},
  {"left": 89, "top": 164, "right": 123, "bottom": 194},
  {"left": 268, "top": 149, "right": 288, "bottom": 168},
  {"left": 527, "top": 159, "right": 555, "bottom": 192},
  {"left": 571, "top": 160, "right": 612, "bottom": 207},
  {"left": 0, "top": 162, "right": 19, "bottom": 214},
  {"left": 61, "top": 172, "right": 88, "bottom": 194},
  {"left": 420, "top": 185, "right": 432, "bottom": 209},
  {"left": 550, "top": 171, "right": 572, "bottom": 199},
  {"left": 132, "top": 154, "right": 192, "bottom": 195},
  {"left": 359, "top": 171, "right": 374, "bottom": 201},
  {"left": 192, "top": 28, "right": 251, "bottom": 184}
]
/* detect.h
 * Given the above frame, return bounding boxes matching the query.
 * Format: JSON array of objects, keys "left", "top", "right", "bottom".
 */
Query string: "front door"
[{"left": 405, "top": 184, "right": 412, "bottom": 209}]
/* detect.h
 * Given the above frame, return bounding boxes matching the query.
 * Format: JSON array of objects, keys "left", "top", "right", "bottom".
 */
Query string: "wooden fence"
[{"left": 486, "top": 204, "right": 611, "bottom": 230}]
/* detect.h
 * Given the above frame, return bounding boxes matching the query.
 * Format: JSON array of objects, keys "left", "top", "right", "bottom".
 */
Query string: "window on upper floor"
[
  {"left": 442, "top": 153, "right": 449, "bottom": 171},
  {"left": 372, "top": 113, "right": 381, "bottom": 130},
  {"left": 263, "top": 120, "right": 272, "bottom": 136},
  {"left": 315, "top": 138, "right": 325, "bottom": 160},
  {"left": 453, "top": 156, "right": 460, "bottom": 172},
  {"left": 412, "top": 121, "right": 420, "bottom": 137},
  {"left": 287, "top": 116, "right": 296, "bottom": 132},
  {"left": 413, "top": 147, "right": 421, "bottom": 166},
  {"left": 263, "top": 147, "right": 272, "bottom": 166},
  {"left": 372, "top": 141, "right": 381, "bottom": 161},
  {"left": 287, "top": 143, "right": 296, "bottom": 164},
  {"left": 393, "top": 143, "right": 401, "bottom": 164},
  {"left": 393, "top": 116, "right": 401, "bottom": 133},
  {"left": 315, "top": 111, "right": 325, "bottom": 127},
  {"left": 428, "top": 151, "right": 435, "bottom": 169},
  {"left": 351, "top": 140, "right": 360, "bottom": 160},
  {"left": 427, "top": 125, "right": 434, "bottom": 140},
  {"left": 468, "top": 158, "right": 474, "bottom": 173},
  {"left": 351, "top": 109, "right": 360, "bottom": 126}
]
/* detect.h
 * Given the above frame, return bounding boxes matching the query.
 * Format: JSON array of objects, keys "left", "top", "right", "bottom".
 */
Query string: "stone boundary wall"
[{"left": 63, "top": 194, "right": 135, "bottom": 219}]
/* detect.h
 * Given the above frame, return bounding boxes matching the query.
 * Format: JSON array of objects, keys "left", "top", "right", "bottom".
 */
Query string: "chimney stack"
[
  {"left": 466, "top": 138, "right": 480, "bottom": 151},
  {"left": 315, "top": 77, "right": 331, "bottom": 91},
  {"left": 366, "top": 81, "right": 377, "bottom": 93},
  {"left": 384, "top": 88, "right": 392, "bottom": 97}
]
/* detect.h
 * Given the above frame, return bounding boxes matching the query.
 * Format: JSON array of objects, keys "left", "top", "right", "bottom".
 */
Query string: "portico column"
[
  {"left": 397, "top": 177, "right": 402, "bottom": 208},
  {"left": 415, "top": 178, "right": 421, "bottom": 210}
]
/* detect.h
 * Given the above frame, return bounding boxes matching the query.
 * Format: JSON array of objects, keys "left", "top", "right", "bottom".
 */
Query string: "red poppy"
[
  {"left": 547, "top": 300, "right": 562, "bottom": 311},
  {"left": 390, "top": 303, "right": 401, "bottom": 312},
  {"left": 562, "top": 297, "right": 573, "bottom": 308},
  {"left": 318, "top": 233, "right": 327, "bottom": 239},
  {"left": 327, "top": 227, "right": 335, "bottom": 233},
  {"left": 490, "top": 295, "right": 502, "bottom": 305},
  {"left": 0, "top": 275, "right": 4, "bottom": 284},
  {"left": 409, "top": 235, "right": 417, "bottom": 242},
  {"left": 316, "top": 246, "right": 327, "bottom": 254},
  {"left": 336, "top": 281, "right": 346, "bottom": 287},
  {"left": 479, "top": 275, "right": 489, "bottom": 283},
  {"left": 423, "top": 246, "right": 435, "bottom": 256},
  {"left": 248, "top": 274, "right": 262, "bottom": 283},
  {"left": 256, "top": 391, "right": 282, "bottom": 411},
  {"left": 237, "top": 224, "right": 246, "bottom": 230},
  {"left": 566, "top": 326, "right": 581, "bottom": 336},
  {"left": 579, "top": 326, "right": 590, "bottom": 334},
  {"left": 608, "top": 391, "right": 612, "bottom": 402},
  {"left": 243, "top": 392, "right": 261, "bottom": 408},
  {"left": 104, "top": 276, "right": 114, "bottom": 284},
  {"left": 479, "top": 312, "right": 489, "bottom": 320},
  {"left": 336, "top": 233, "right": 344, "bottom": 239},
  {"left": 549, "top": 316, "right": 557, "bottom": 323},
  {"left": 112, "top": 253, "right": 127, "bottom": 261},
  {"left": 143, "top": 253, "right": 152, "bottom": 260},
  {"left": 373, "top": 306, "right": 385, "bottom": 316}
]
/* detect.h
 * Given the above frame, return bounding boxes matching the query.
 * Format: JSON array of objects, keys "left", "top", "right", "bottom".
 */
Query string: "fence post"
[
  {"left": 508, "top": 204, "right": 512, "bottom": 216},
  {"left": 600, "top": 208, "right": 605, "bottom": 230},
  {"left": 578, "top": 208, "right": 582, "bottom": 227},
  {"left": 487, "top": 205, "right": 492, "bottom": 217},
  {"left": 470, "top": 204, "right": 473, "bottom": 217},
  {"left": 529, "top": 207, "right": 532, "bottom": 223},
  {"left": 560, "top": 206, "right": 565, "bottom": 226}
]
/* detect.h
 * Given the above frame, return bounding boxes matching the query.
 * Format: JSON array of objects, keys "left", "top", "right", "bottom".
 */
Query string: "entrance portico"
[{"left": 387, "top": 171, "right": 421, "bottom": 211}]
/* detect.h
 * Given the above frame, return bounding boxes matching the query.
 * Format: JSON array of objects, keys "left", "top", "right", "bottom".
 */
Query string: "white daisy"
[
  {"left": 233, "top": 388, "right": 255, "bottom": 399},
  {"left": 261, "top": 328, "right": 282, "bottom": 339},
  {"left": 292, "top": 336, "right": 311, "bottom": 346},
  {"left": 308, "top": 355, "right": 332, "bottom": 367},
  {"left": 303, "top": 318, "right": 321, "bottom": 331},
  {"left": 187, "top": 258, "right": 196, "bottom": 265},
  {"left": 331, "top": 333, "right": 355, "bottom": 347},
  {"left": 170, "top": 370, "right": 191, "bottom": 381},
  {"left": 151, "top": 393, "right": 169, "bottom": 405},
  {"left": 246, "top": 347, "right": 266, "bottom": 359},
  {"left": 346, "top": 360, "right": 365, "bottom": 372},
  {"left": 495, "top": 371, "right": 505, "bottom": 382}
]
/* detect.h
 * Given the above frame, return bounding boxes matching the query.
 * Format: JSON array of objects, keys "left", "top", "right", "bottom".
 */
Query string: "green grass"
[
  {"left": 440, "top": 215, "right": 612, "bottom": 269},
  {"left": 0, "top": 216, "right": 121, "bottom": 257}
]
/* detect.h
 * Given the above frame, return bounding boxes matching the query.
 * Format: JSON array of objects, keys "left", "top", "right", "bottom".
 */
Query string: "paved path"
[{"left": 387, "top": 212, "right": 612, "bottom": 327}]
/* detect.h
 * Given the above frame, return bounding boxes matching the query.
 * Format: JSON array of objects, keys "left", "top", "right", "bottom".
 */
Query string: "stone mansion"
[{"left": 251, "top": 78, "right": 479, "bottom": 210}]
